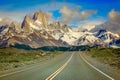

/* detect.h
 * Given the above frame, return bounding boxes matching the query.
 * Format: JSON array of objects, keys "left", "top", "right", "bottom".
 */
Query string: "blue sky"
[{"left": 0, "top": 0, "right": 120, "bottom": 26}]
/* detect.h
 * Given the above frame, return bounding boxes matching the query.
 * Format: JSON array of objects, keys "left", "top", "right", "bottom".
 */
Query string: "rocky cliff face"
[
  {"left": 21, "top": 11, "right": 47, "bottom": 32},
  {"left": 8, "top": 31, "right": 64, "bottom": 48},
  {"left": 33, "top": 10, "right": 48, "bottom": 29},
  {"left": 21, "top": 15, "right": 33, "bottom": 33},
  {"left": 21, "top": 11, "right": 70, "bottom": 32},
  {"left": 95, "top": 29, "right": 119, "bottom": 44}
]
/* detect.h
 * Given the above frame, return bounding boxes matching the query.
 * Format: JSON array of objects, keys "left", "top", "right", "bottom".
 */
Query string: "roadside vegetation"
[
  {"left": 87, "top": 48, "right": 120, "bottom": 68},
  {"left": 0, "top": 48, "right": 61, "bottom": 71}
]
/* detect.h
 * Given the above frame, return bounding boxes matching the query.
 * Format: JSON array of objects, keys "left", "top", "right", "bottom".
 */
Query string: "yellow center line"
[{"left": 45, "top": 53, "right": 74, "bottom": 80}]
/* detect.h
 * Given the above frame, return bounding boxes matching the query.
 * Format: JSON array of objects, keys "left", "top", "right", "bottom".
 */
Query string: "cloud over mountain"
[
  {"left": 0, "top": 11, "right": 26, "bottom": 22},
  {"left": 109, "top": 9, "right": 120, "bottom": 25},
  {"left": 59, "top": 6, "right": 97, "bottom": 25},
  {"left": 91, "top": 9, "right": 120, "bottom": 33},
  {"left": 78, "top": 20, "right": 105, "bottom": 31}
]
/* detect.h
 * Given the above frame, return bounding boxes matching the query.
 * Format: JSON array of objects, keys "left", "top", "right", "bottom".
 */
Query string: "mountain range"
[{"left": 0, "top": 10, "right": 120, "bottom": 48}]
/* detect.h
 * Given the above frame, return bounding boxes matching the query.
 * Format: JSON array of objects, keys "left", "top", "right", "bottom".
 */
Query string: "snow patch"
[
  {"left": 107, "top": 31, "right": 119, "bottom": 37},
  {"left": 29, "top": 23, "right": 40, "bottom": 30},
  {"left": 35, "top": 20, "right": 42, "bottom": 25},
  {"left": 60, "top": 31, "right": 85, "bottom": 45},
  {"left": 97, "top": 31, "right": 119, "bottom": 44}
]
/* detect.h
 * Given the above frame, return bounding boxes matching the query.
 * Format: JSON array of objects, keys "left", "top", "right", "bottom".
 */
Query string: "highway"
[{"left": 0, "top": 52, "right": 113, "bottom": 80}]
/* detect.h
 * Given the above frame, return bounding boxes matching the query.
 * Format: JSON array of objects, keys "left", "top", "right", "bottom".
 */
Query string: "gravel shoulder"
[
  {"left": 0, "top": 50, "right": 62, "bottom": 76},
  {"left": 80, "top": 52, "right": 120, "bottom": 80},
  {"left": 0, "top": 55, "right": 49, "bottom": 76}
]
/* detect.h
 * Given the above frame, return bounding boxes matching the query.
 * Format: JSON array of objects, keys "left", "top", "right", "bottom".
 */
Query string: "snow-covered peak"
[
  {"left": 50, "top": 29, "right": 85, "bottom": 45},
  {"left": 35, "top": 20, "right": 42, "bottom": 25},
  {"left": 74, "top": 33, "right": 105, "bottom": 46},
  {"left": 96, "top": 29, "right": 107, "bottom": 36},
  {"left": 96, "top": 29, "right": 119, "bottom": 44},
  {"left": 29, "top": 23, "right": 41, "bottom": 30},
  {"left": 60, "top": 31, "right": 84, "bottom": 45},
  {"left": 107, "top": 31, "right": 119, "bottom": 37},
  {"left": 50, "top": 29, "right": 104, "bottom": 46}
]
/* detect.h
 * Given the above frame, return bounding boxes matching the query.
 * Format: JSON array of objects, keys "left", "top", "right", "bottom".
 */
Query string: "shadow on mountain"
[{"left": 10, "top": 44, "right": 90, "bottom": 51}]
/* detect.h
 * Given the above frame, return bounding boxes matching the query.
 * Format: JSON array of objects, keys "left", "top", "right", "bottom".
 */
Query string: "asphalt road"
[{"left": 0, "top": 52, "right": 113, "bottom": 80}]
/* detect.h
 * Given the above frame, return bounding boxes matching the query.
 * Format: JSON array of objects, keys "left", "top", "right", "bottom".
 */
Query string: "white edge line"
[
  {"left": 79, "top": 53, "right": 114, "bottom": 80},
  {"left": 0, "top": 64, "right": 41, "bottom": 78},
  {"left": 0, "top": 59, "right": 49, "bottom": 78}
]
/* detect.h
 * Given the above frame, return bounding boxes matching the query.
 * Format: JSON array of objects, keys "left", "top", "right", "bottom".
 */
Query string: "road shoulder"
[
  {"left": 80, "top": 52, "right": 120, "bottom": 80},
  {"left": 0, "top": 52, "right": 63, "bottom": 76}
]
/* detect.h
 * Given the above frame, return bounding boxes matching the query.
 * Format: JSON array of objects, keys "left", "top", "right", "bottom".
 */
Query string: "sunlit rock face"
[
  {"left": 21, "top": 15, "right": 33, "bottom": 33},
  {"left": 33, "top": 10, "right": 48, "bottom": 29}
]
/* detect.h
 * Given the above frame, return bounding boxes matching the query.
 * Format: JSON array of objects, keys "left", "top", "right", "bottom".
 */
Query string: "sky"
[{"left": 0, "top": 0, "right": 120, "bottom": 27}]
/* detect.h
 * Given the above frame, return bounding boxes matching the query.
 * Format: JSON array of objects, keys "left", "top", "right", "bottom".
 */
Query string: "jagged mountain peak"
[
  {"left": 21, "top": 10, "right": 71, "bottom": 34},
  {"left": 74, "top": 33, "right": 105, "bottom": 46},
  {"left": 96, "top": 29, "right": 107, "bottom": 36},
  {"left": 33, "top": 10, "right": 44, "bottom": 21},
  {"left": 21, "top": 15, "right": 33, "bottom": 33},
  {"left": 21, "top": 11, "right": 50, "bottom": 32},
  {"left": 33, "top": 10, "right": 48, "bottom": 28},
  {"left": 95, "top": 29, "right": 119, "bottom": 44},
  {"left": 96, "top": 29, "right": 119, "bottom": 38}
]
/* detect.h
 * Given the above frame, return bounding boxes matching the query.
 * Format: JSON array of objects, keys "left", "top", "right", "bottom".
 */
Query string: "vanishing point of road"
[{"left": 0, "top": 52, "right": 114, "bottom": 80}]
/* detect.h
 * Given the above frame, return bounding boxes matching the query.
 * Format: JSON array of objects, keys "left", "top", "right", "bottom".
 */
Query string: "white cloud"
[
  {"left": 78, "top": 20, "right": 105, "bottom": 31},
  {"left": 109, "top": 9, "right": 120, "bottom": 25},
  {"left": 91, "top": 10, "right": 120, "bottom": 33},
  {"left": 45, "top": 12, "right": 54, "bottom": 24},
  {"left": 45, "top": 12, "right": 53, "bottom": 20},
  {"left": 0, "top": 11, "right": 26, "bottom": 23},
  {"left": 27, "top": 2, "right": 79, "bottom": 12},
  {"left": 0, "top": 2, "right": 79, "bottom": 23},
  {"left": 59, "top": 6, "right": 97, "bottom": 25},
  {"left": 0, "top": 1, "right": 97, "bottom": 25}
]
